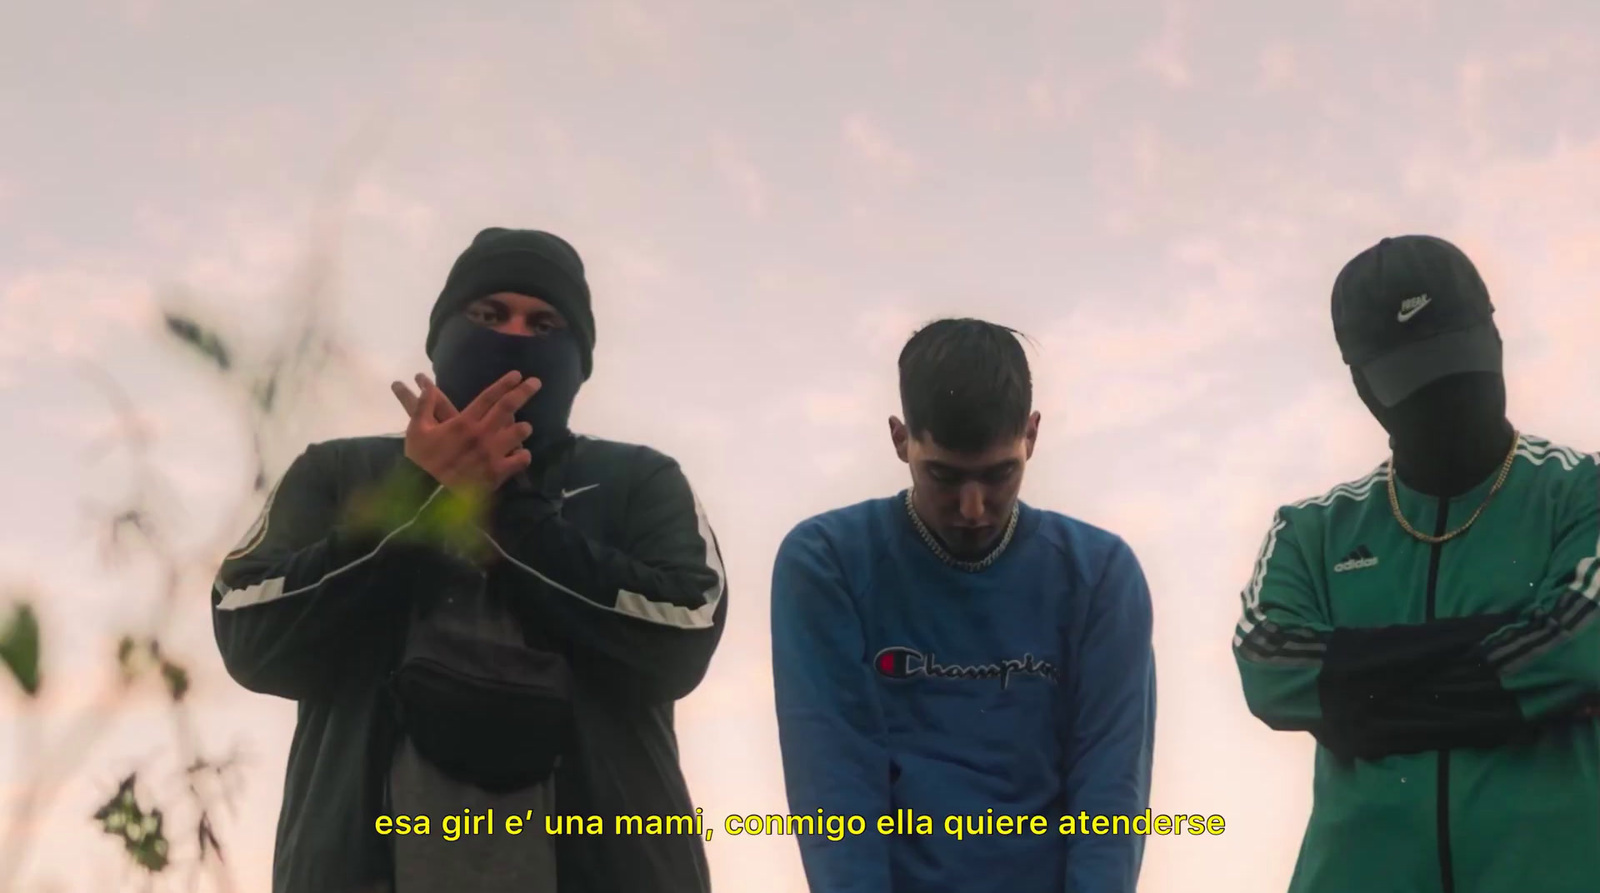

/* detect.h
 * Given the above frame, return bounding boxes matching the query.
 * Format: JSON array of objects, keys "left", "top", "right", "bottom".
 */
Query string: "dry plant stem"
[
  {"left": 0, "top": 524, "right": 228, "bottom": 893},
  {"left": 172, "top": 705, "right": 237, "bottom": 893},
  {"left": 0, "top": 704, "right": 42, "bottom": 893},
  {"left": 0, "top": 386, "right": 275, "bottom": 890},
  {"left": 4, "top": 356, "right": 284, "bottom": 890},
  {"left": 0, "top": 139, "right": 374, "bottom": 890},
  {"left": 0, "top": 366, "right": 258, "bottom": 892}
]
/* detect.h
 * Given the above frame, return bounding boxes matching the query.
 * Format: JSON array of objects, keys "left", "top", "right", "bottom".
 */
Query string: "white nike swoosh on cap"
[
  {"left": 1397, "top": 296, "right": 1431, "bottom": 321},
  {"left": 561, "top": 484, "right": 599, "bottom": 499}
]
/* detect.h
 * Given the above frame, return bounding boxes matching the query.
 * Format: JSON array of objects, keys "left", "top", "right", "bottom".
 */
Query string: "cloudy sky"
[{"left": 4, "top": 0, "right": 1600, "bottom": 890}]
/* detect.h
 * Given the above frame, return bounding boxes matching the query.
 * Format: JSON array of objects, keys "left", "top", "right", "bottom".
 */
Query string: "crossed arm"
[
  {"left": 1232, "top": 478, "right": 1600, "bottom": 760},
  {"left": 213, "top": 441, "right": 727, "bottom": 705}
]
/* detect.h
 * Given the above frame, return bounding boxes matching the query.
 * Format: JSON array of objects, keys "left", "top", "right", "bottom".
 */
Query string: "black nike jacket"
[{"left": 211, "top": 432, "right": 728, "bottom": 892}]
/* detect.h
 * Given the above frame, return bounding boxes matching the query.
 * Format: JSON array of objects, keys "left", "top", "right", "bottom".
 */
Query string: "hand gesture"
[{"left": 391, "top": 371, "right": 541, "bottom": 496}]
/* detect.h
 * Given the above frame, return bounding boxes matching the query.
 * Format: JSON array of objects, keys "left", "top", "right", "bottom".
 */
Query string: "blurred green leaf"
[
  {"left": 94, "top": 774, "right": 171, "bottom": 873},
  {"left": 412, "top": 488, "right": 490, "bottom": 562},
  {"left": 116, "top": 634, "right": 139, "bottom": 683},
  {"left": 159, "top": 659, "right": 189, "bottom": 702},
  {"left": 163, "top": 312, "right": 232, "bottom": 372},
  {"left": 0, "top": 601, "right": 41, "bottom": 696},
  {"left": 116, "top": 637, "right": 163, "bottom": 687},
  {"left": 94, "top": 776, "right": 137, "bottom": 827},
  {"left": 341, "top": 466, "right": 490, "bottom": 562}
]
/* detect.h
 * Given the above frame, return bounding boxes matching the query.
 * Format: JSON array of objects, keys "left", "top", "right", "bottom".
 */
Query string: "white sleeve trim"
[
  {"left": 484, "top": 487, "right": 726, "bottom": 631},
  {"left": 213, "top": 486, "right": 445, "bottom": 612}
]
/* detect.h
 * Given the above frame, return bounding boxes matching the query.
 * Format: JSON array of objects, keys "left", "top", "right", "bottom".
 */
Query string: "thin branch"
[
  {"left": 0, "top": 139, "right": 371, "bottom": 891},
  {"left": 0, "top": 701, "right": 42, "bottom": 893}
]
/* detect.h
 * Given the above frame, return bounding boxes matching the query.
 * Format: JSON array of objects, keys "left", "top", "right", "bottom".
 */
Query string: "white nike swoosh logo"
[
  {"left": 561, "top": 484, "right": 599, "bottom": 499},
  {"left": 1397, "top": 299, "right": 1430, "bottom": 322}
]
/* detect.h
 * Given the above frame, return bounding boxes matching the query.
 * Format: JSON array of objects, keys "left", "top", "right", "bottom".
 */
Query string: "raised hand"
[{"left": 391, "top": 370, "right": 542, "bottom": 496}]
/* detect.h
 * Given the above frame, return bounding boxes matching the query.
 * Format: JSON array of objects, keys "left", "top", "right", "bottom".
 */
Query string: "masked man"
[
  {"left": 771, "top": 318, "right": 1157, "bottom": 893},
  {"left": 1233, "top": 234, "right": 1600, "bottom": 893},
  {"left": 212, "top": 227, "right": 728, "bottom": 893}
]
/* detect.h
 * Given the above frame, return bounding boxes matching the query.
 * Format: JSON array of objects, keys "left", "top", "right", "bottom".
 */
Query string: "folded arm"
[
  {"left": 482, "top": 453, "right": 728, "bottom": 702},
  {"left": 1232, "top": 505, "right": 1557, "bottom": 759},
  {"left": 771, "top": 520, "right": 893, "bottom": 893},
  {"left": 1431, "top": 458, "right": 1600, "bottom": 722},
  {"left": 212, "top": 444, "right": 445, "bottom": 700},
  {"left": 1327, "top": 461, "right": 1600, "bottom": 751}
]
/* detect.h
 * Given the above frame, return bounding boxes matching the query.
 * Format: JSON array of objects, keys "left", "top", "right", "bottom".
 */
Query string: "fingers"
[
  {"left": 447, "top": 433, "right": 526, "bottom": 494},
  {"left": 391, "top": 381, "right": 421, "bottom": 417},
  {"left": 492, "top": 447, "right": 533, "bottom": 484},
  {"left": 483, "top": 420, "right": 534, "bottom": 458},
  {"left": 462, "top": 371, "right": 525, "bottom": 422},
  {"left": 417, "top": 381, "right": 441, "bottom": 425},
  {"left": 395, "top": 381, "right": 436, "bottom": 439},
  {"left": 476, "top": 417, "right": 532, "bottom": 487},
  {"left": 487, "top": 376, "right": 543, "bottom": 426},
  {"left": 415, "top": 373, "right": 459, "bottom": 420},
  {"left": 474, "top": 420, "right": 531, "bottom": 489}
]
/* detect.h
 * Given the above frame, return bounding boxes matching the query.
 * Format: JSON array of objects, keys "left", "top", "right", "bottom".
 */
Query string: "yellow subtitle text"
[{"left": 373, "top": 807, "right": 1223, "bottom": 844}]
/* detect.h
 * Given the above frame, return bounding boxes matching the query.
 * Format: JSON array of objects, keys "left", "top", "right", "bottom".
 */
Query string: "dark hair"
[{"left": 898, "top": 317, "right": 1032, "bottom": 452}]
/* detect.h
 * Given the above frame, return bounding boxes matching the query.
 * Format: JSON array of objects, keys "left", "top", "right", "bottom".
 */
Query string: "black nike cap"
[{"left": 1331, "top": 234, "right": 1502, "bottom": 407}]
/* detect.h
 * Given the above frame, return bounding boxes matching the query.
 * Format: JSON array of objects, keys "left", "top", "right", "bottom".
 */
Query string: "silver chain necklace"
[{"left": 903, "top": 488, "right": 1019, "bottom": 573}]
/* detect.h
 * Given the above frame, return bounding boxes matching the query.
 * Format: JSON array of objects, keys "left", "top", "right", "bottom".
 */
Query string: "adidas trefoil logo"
[{"left": 1333, "top": 545, "right": 1379, "bottom": 573}]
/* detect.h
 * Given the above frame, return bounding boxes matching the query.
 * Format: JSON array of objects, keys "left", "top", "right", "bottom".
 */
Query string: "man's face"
[
  {"left": 463, "top": 291, "right": 567, "bottom": 336},
  {"left": 891, "top": 412, "right": 1040, "bottom": 557}
]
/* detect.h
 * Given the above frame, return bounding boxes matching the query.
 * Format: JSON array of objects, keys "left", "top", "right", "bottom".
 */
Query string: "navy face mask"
[
  {"left": 1355, "top": 369, "right": 1512, "bottom": 496},
  {"left": 430, "top": 315, "right": 584, "bottom": 448},
  {"left": 1356, "top": 369, "right": 1506, "bottom": 451}
]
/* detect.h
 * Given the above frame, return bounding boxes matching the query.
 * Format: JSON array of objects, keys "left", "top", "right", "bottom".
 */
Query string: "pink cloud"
[
  {"left": 349, "top": 179, "right": 438, "bottom": 247},
  {"left": 1257, "top": 43, "right": 1299, "bottom": 92},
  {"left": 965, "top": 75, "right": 1089, "bottom": 137},
  {"left": 841, "top": 114, "right": 920, "bottom": 183},
  {"left": 0, "top": 270, "right": 159, "bottom": 371},
  {"left": 573, "top": 0, "right": 706, "bottom": 77},
  {"left": 1137, "top": 0, "right": 1191, "bottom": 88},
  {"left": 708, "top": 133, "right": 770, "bottom": 220},
  {"left": 852, "top": 304, "right": 925, "bottom": 357}
]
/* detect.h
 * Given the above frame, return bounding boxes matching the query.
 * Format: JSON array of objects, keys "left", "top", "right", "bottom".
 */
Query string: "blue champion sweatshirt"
[{"left": 771, "top": 492, "right": 1156, "bottom": 893}]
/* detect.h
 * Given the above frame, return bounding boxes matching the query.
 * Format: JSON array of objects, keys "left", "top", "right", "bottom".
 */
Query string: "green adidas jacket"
[{"left": 1233, "top": 433, "right": 1600, "bottom": 893}]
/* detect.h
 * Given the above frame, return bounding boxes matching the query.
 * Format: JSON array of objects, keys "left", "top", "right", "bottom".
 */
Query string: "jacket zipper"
[{"left": 1427, "top": 495, "right": 1454, "bottom": 893}]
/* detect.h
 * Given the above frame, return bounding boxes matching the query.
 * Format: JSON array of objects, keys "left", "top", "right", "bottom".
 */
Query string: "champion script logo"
[{"left": 873, "top": 646, "right": 1058, "bottom": 689}]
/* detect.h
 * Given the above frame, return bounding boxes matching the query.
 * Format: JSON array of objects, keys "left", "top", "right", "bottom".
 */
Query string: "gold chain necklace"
[
  {"left": 1386, "top": 430, "right": 1519, "bottom": 544},
  {"left": 903, "top": 489, "right": 1019, "bottom": 573}
]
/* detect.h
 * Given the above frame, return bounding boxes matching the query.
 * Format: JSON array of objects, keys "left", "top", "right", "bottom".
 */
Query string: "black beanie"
[{"left": 426, "top": 227, "right": 597, "bottom": 380}]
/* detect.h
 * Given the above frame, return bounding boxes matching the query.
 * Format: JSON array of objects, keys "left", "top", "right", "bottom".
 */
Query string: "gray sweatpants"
[{"left": 388, "top": 737, "right": 558, "bottom": 892}]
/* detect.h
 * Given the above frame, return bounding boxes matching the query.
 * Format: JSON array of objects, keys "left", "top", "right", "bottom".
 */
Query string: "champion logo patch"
[
  {"left": 873, "top": 646, "right": 1057, "bottom": 689},
  {"left": 1333, "top": 545, "right": 1379, "bottom": 573}
]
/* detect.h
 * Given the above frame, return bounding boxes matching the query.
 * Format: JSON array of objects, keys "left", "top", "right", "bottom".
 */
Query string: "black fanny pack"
[
  {"left": 388, "top": 438, "right": 580, "bottom": 793},
  {"left": 388, "top": 589, "right": 573, "bottom": 793}
]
